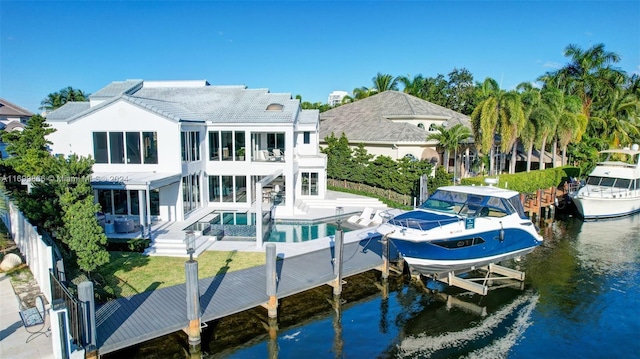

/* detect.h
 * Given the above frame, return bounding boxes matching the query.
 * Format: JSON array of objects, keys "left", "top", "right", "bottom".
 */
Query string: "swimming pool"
[{"left": 265, "top": 220, "right": 351, "bottom": 243}]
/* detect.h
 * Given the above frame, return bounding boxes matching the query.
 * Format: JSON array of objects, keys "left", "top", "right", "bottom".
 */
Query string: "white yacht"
[{"left": 570, "top": 144, "right": 640, "bottom": 220}]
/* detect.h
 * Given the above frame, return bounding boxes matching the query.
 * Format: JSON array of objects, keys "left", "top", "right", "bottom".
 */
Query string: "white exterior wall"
[{"left": 48, "top": 101, "right": 182, "bottom": 174}]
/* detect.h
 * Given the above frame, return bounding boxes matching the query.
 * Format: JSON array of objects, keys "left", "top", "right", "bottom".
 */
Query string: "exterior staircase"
[{"left": 143, "top": 230, "right": 220, "bottom": 258}]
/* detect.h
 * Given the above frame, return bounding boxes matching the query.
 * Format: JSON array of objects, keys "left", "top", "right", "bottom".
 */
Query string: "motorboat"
[
  {"left": 570, "top": 144, "right": 640, "bottom": 220},
  {"left": 376, "top": 184, "right": 543, "bottom": 277}
]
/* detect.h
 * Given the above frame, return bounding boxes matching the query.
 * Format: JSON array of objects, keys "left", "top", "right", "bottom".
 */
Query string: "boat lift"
[{"left": 428, "top": 263, "right": 526, "bottom": 296}]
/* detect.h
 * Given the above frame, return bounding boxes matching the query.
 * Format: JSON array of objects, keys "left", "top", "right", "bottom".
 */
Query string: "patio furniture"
[
  {"left": 18, "top": 294, "right": 49, "bottom": 342},
  {"left": 115, "top": 217, "right": 135, "bottom": 233}
]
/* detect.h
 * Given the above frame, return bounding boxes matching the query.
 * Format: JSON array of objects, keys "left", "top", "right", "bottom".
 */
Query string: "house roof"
[
  {"left": 47, "top": 80, "right": 312, "bottom": 125},
  {"left": 319, "top": 91, "right": 472, "bottom": 144},
  {"left": 0, "top": 99, "right": 33, "bottom": 117},
  {"left": 3, "top": 121, "right": 25, "bottom": 131}
]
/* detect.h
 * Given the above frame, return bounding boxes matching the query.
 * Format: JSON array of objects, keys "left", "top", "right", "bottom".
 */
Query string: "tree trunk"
[
  {"left": 562, "top": 144, "right": 567, "bottom": 166},
  {"left": 510, "top": 141, "right": 518, "bottom": 174},
  {"left": 526, "top": 142, "right": 533, "bottom": 172},
  {"left": 552, "top": 140, "right": 558, "bottom": 168},
  {"left": 443, "top": 150, "right": 450, "bottom": 173},
  {"left": 538, "top": 138, "right": 547, "bottom": 170},
  {"left": 489, "top": 147, "right": 495, "bottom": 176}
]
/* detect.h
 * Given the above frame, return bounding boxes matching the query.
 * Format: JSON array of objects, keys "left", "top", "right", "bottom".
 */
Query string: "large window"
[
  {"left": 182, "top": 173, "right": 201, "bottom": 214},
  {"left": 181, "top": 131, "right": 200, "bottom": 162},
  {"left": 221, "top": 131, "right": 233, "bottom": 161},
  {"left": 208, "top": 131, "right": 220, "bottom": 160},
  {"left": 303, "top": 131, "right": 310, "bottom": 144},
  {"left": 301, "top": 172, "right": 319, "bottom": 196},
  {"left": 98, "top": 189, "right": 160, "bottom": 216},
  {"left": 93, "top": 131, "right": 157, "bottom": 164},
  {"left": 126, "top": 132, "right": 141, "bottom": 164},
  {"left": 143, "top": 132, "right": 158, "bottom": 164},
  {"left": 209, "top": 130, "right": 245, "bottom": 162},
  {"left": 93, "top": 132, "right": 108, "bottom": 163},
  {"left": 208, "top": 175, "right": 248, "bottom": 203},
  {"left": 109, "top": 132, "right": 125, "bottom": 164}
]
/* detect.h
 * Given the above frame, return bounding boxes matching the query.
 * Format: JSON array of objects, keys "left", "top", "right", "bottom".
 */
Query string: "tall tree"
[
  {"left": 40, "top": 86, "right": 89, "bottom": 112},
  {"left": 427, "top": 124, "right": 472, "bottom": 179},
  {"left": 538, "top": 43, "right": 624, "bottom": 120},
  {"left": 470, "top": 78, "right": 502, "bottom": 175},
  {"left": 517, "top": 83, "right": 542, "bottom": 172},
  {"left": 422, "top": 74, "right": 449, "bottom": 107},
  {"left": 1, "top": 115, "right": 55, "bottom": 177},
  {"left": 397, "top": 74, "right": 426, "bottom": 98},
  {"left": 446, "top": 68, "right": 476, "bottom": 115},
  {"left": 371, "top": 73, "right": 399, "bottom": 93}
]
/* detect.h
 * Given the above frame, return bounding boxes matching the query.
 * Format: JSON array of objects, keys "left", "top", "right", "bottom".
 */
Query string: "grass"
[{"left": 93, "top": 250, "right": 266, "bottom": 299}]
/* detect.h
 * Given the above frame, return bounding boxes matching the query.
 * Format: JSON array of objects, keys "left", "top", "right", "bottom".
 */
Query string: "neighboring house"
[
  {"left": 0, "top": 98, "right": 32, "bottom": 157},
  {"left": 319, "top": 91, "right": 477, "bottom": 175},
  {"left": 327, "top": 91, "right": 349, "bottom": 107},
  {"left": 45, "top": 79, "right": 327, "bottom": 233}
]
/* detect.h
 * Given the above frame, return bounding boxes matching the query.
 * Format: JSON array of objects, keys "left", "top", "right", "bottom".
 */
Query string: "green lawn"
[{"left": 94, "top": 250, "right": 266, "bottom": 298}]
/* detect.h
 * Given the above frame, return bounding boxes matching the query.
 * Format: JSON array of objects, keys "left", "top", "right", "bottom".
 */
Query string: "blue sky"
[{"left": 1, "top": 1, "right": 639, "bottom": 114}]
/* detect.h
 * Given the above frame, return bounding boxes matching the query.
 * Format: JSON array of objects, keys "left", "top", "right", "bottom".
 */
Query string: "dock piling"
[
  {"left": 332, "top": 229, "right": 344, "bottom": 295},
  {"left": 185, "top": 259, "right": 201, "bottom": 357},
  {"left": 265, "top": 243, "right": 278, "bottom": 318}
]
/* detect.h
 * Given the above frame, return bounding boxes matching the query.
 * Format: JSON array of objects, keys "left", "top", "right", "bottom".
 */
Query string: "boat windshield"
[{"left": 419, "top": 189, "right": 515, "bottom": 218}]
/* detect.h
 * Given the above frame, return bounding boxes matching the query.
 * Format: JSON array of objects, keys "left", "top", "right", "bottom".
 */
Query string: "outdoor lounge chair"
[
  {"left": 360, "top": 209, "right": 386, "bottom": 226},
  {"left": 272, "top": 148, "right": 283, "bottom": 161},
  {"left": 347, "top": 207, "right": 374, "bottom": 225}
]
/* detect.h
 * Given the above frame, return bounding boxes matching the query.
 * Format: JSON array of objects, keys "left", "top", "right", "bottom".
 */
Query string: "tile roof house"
[
  {"left": 319, "top": 91, "right": 476, "bottom": 174},
  {"left": 45, "top": 79, "right": 329, "bottom": 249},
  {"left": 0, "top": 98, "right": 32, "bottom": 157}
]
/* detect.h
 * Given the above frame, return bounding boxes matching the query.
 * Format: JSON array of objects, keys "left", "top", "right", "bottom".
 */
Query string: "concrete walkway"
[{"left": 0, "top": 273, "right": 54, "bottom": 359}]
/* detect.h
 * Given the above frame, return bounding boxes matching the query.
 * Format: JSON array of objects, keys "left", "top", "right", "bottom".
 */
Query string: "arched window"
[
  {"left": 428, "top": 123, "right": 438, "bottom": 131},
  {"left": 417, "top": 123, "right": 425, "bottom": 129},
  {"left": 266, "top": 103, "right": 284, "bottom": 111}
]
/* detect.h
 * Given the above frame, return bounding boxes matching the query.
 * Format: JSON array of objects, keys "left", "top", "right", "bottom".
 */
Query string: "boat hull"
[
  {"left": 389, "top": 228, "right": 542, "bottom": 275},
  {"left": 571, "top": 193, "right": 640, "bottom": 220}
]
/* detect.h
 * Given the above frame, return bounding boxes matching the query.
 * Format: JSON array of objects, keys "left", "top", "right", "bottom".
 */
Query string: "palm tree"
[
  {"left": 352, "top": 86, "right": 374, "bottom": 100},
  {"left": 427, "top": 124, "right": 472, "bottom": 180},
  {"left": 372, "top": 73, "right": 399, "bottom": 93},
  {"left": 471, "top": 78, "right": 524, "bottom": 175},
  {"left": 555, "top": 95, "right": 588, "bottom": 165},
  {"left": 517, "top": 83, "right": 542, "bottom": 172},
  {"left": 538, "top": 43, "right": 624, "bottom": 120},
  {"left": 40, "top": 86, "right": 89, "bottom": 112},
  {"left": 397, "top": 74, "right": 425, "bottom": 98}
]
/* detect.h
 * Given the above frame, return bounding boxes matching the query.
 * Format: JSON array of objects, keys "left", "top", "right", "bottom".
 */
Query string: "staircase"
[{"left": 143, "top": 230, "right": 219, "bottom": 258}]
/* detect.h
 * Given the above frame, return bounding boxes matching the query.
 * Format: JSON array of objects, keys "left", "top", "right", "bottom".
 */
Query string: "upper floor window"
[
  {"left": 417, "top": 123, "right": 425, "bottom": 130},
  {"left": 181, "top": 131, "right": 200, "bottom": 162},
  {"left": 428, "top": 123, "right": 438, "bottom": 132},
  {"left": 303, "top": 131, "right": 310, "bottom": 144},
  {"left": 208, "top": 130, "right": 245, "bottom": 161},
  {"left": 94, "top": 131, "right": 158, "bottom": 164}
]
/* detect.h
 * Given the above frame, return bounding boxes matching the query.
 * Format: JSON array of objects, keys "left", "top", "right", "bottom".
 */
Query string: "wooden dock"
[{"left": 95, "top": 233, "right": 393, "bottom": 355}]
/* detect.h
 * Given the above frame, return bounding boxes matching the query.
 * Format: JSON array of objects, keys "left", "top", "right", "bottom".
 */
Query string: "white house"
[
  {"left": 0, "top": 98, "right": 31, "bottom": 158},
  {"left": 327, "top": 91, "right": 349, "bottom": 107},
  {"left": 46, "top": 80, "right": 328, "bottom": 239}
]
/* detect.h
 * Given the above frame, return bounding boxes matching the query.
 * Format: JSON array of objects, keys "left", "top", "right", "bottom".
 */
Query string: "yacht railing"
[{"left": 387, "top": 216, "right": 461, "bottom": 231}]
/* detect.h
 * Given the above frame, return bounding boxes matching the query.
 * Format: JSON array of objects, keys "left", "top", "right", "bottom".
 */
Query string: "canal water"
[{"left": 113, "top": 213, "right": 640, "bottom": 358}]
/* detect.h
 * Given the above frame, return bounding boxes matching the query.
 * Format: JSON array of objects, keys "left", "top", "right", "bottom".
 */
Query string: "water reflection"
[{"left": 394, "top": 290, "right": 538, "bottom": 358}]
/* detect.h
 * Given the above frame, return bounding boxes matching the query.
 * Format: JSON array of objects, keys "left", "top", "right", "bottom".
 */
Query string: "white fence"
[{"left": 1, "top": 195, "right": 54, "bottom": 303}]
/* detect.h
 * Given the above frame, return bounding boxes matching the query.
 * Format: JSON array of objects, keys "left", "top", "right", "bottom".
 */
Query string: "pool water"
[{"left": 266, "top": 221, "right": 350, "bottom": 242}]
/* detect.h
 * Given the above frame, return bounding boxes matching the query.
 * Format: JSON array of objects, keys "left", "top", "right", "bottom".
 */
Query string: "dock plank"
[{"left": 96, "top": 235, "right": 390, "bottom": 355}]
